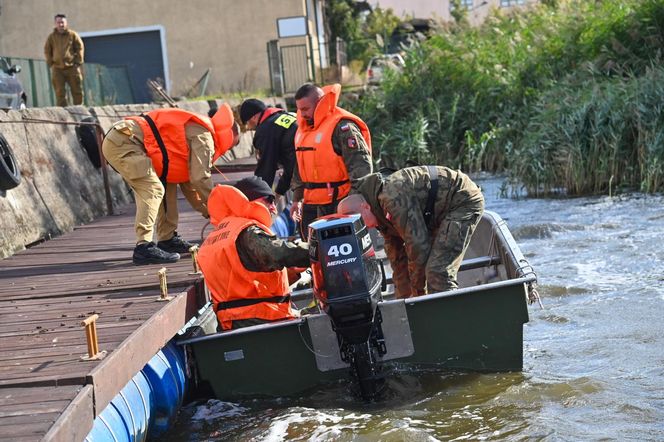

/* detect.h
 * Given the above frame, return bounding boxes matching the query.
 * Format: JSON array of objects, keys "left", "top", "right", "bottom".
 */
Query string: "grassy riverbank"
[{"left": 349, "top": 0, "right": 664, "bottom": 195}]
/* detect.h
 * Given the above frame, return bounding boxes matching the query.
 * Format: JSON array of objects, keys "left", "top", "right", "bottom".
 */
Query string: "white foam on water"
[
  {"left": 380, "top": 425, "right": 441, "bottom": 442},
  {"left": 190, "top": 399, "right": 248, "bottom": 422},
  {"left": 571, "top": 261, "right": 634, "bottom": 291},
  {"left": 258, "top": 408, "right": 352, "bottom": 441}
]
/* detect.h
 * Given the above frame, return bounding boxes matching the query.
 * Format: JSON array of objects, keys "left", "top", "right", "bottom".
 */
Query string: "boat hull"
[
  {"left": 185, "top": 278, "right": 529, "bottom": 399},
  {"left": 180, "top": 210, "right": 534, "bottom": 398}
]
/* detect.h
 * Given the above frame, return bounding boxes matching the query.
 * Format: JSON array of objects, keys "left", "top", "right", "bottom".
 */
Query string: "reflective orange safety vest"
[
  {"left": 294, "top": 83, "right": 372, "bottom": 205},
  {"left": 197, "top": 185, "right": 295, "bottom": 330},
  {"left": 126, "top": 108, "right": 217, "bottom": 184}
]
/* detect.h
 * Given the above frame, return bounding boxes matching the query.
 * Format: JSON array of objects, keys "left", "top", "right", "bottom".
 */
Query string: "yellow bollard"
[
  {"left": 189, "top": 245, "right": 202, "bottom": 275},
  {"left": 80, "top": 314, "right": 107, "bottom": 361},
  {"left": 156, "top": 267, "right": 173, "bottom": 301}
]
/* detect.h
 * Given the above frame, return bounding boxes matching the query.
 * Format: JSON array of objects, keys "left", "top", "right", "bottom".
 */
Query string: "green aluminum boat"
[{"left": 177, "top": 210, "right": 538, "bottom": 399}]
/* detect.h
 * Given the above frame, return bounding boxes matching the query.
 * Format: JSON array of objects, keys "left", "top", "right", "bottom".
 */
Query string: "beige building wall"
[
  {"left": 0, "top": 0, "right": 321, "bottom": 95},
  {"left": 369, "top": 0, "right": 451, "bottom": 20},
  {"left": 368, "top": 0, "right": 533, "bottom": 24}
]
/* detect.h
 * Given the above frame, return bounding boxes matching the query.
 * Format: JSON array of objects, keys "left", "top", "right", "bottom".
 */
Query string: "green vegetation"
[
  {"left": 326, "top": 0, "right": 402, "bottom": 67},
  {"left": 348, "top": 0, "right": 664, "bottom": 195}
]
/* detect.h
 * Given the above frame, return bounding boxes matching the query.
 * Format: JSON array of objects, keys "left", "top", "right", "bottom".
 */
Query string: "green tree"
[
  {"left": 449, "top": 0, "right": 469, "bottom": 25},
  {"left": 326, "top": 0, "right": 403, "bottom": 67},
  {"left": 365, "top": 7, "right": 402, "bottom": 53},
  {"left": 326, "top": 0, "right": 362, "bottom": 46}
]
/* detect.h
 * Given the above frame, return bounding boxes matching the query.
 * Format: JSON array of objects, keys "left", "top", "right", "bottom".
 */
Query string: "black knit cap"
[
  {"left": 239, "top": 98, "right": 267, "bottom": 124},
  {"left": 234, "top": 176, "right": 274, "bottom": 201}
]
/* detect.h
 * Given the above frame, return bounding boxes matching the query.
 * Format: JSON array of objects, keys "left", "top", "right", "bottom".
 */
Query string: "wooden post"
[
  {"left": 157, "top": 267, "right": 173, "bottom": 301},
  {"left": 80, "top": 314, "right": 106, "bottom": 361},
  {"left": 189, "top": 245, "right": 202, "bottom": 275}
]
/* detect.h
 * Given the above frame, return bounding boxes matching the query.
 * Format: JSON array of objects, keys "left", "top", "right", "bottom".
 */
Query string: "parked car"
[
  {"left": 365, "top": 53, "right": 405, "bottom": 85},
  {"left": 0, "top": 57, "right": 27, "bottom": 110}
]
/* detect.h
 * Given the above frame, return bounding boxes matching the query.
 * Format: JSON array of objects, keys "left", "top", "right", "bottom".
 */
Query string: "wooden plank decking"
[
  {"left": 0, "top": 170, "right": 251, "bottom": 441},
  {"left": 0, "top": 385, "right": 91, "bottom": 442}
]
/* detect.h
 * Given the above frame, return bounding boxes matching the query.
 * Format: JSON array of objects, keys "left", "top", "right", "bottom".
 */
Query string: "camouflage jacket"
[
  {"left": 237, "top": 226, "right": 309, "bottom": 272},
  {"left": 356, "top": 166, "right": 484, "bottom": 297},
  {"left": 291, "top": 119, "right": 372, "bottom": 202}
]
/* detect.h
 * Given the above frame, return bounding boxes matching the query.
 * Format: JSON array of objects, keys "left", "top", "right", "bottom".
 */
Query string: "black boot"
[
  {"left": 133, "top": 242, "right": 180, "bottom": 265},
  {"left": 157, "top": 232, "right": 195, "bottom": 254}
]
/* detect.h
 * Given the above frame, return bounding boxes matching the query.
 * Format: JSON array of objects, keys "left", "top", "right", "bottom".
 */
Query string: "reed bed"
[{"left": 349, "top": 0, "right": 664, "bottom": 195}]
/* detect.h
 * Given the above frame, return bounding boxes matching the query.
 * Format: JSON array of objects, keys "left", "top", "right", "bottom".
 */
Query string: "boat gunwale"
[
  {"left": 178, "top": 210, "right": 536, "bottom": 346},
  {"left": 481, "top": 210, "right": 537, "bottom": 282},
  {"left": 176, "top": 274, "right": 535, "bottom": 346}
]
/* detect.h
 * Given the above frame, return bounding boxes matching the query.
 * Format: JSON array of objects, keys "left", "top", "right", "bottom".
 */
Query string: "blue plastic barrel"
[
  {"left": 86, "top": 400, "right": 128, "bottom": 442},
  {"left": 86, "top": 341, "right": 186, "bottom": 442},
  {"left": 143, "top": 343, "right": 187, "bottom": 439}
]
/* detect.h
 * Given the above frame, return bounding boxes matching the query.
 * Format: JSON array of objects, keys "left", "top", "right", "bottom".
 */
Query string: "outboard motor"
[{"left": 308, "top": 214, "right": 386, "bottom": 399}]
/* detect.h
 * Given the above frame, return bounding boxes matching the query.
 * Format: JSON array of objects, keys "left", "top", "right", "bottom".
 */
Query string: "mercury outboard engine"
[{"left": 309, "top": 214, "right": 386, "bottom": 399}]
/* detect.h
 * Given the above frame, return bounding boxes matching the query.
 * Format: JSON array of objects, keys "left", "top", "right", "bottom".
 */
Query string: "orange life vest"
[
  {"left": 197, "top": 185, "right": 295, "bottom": 330},
  {"left": 294, "top": 84, "right": 372, "bottom": 205},
  {"left": 126, "top": 108, "right": 216, "bottom": 184},
  {"left": 125, "top": 103, "right": 235, "bottom": 183}
]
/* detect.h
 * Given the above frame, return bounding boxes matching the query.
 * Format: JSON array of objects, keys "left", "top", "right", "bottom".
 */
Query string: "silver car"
[
  {"left": 0, "top": 57, "right": 27, "bottom": 110},
  {"left": 365, "top": 53, "right": 405, "bottom": 86}
]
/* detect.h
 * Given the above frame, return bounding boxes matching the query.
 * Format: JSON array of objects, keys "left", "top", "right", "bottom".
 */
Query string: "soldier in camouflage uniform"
[
  {"left": 236, "top": 212, "right": 310, "bottom": 276},
  {"left": 290, "top": 83, "right": 373, "bottom": 239},
  {"left": 197, "top": 176, "right": 310, "bottom": 329},
  {"left": 208, "top": 177, "right": 309, "bottom": 278},
  {"left": 338, "top": 166, "right": 484, "bottom": 298}
]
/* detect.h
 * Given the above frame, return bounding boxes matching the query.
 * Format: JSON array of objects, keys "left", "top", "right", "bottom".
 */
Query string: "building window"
[
  {"left": 500, "top": 0, "right": 527, "bottom": 6},
  {"left": 450, "top": 0, "right": 474, "bottom": 11}
]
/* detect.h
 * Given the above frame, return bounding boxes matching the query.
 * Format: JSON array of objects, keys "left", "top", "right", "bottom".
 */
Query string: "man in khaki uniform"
[
  {"left": 338, "top": 166, "right": 484, "bottom": 298},
  {"left": 102, "top": 106, "right": 239, "bottom": 265},
  {"left": 44, "top": 14, "right": 84, "bottom": 106}
]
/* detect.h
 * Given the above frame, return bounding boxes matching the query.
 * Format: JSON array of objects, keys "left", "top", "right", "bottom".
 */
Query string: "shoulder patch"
[
  {"left": 274, "top": 113, "right": 296, "bottom": 129},
  {"left": 340, "top": 123, "right": 351, "bottom": 132},
  {"left": 347, "top": 137, "right": 357, "bottom": 149}
]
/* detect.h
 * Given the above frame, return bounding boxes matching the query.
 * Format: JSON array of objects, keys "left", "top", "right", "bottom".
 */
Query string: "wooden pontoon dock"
[{"left": 0, "top": 170, "right": 251, "bottom": 441}]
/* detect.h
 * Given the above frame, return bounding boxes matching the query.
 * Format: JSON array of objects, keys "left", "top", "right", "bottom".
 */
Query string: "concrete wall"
[
  {"left": 0, "top": 105, "right": 131, "bottom": 259},
  {"left": 0, "top": 97, "right": 283, "bottom": 259},
  {"left": 0, "top": 0, "right": 320, "bottom": 95}
]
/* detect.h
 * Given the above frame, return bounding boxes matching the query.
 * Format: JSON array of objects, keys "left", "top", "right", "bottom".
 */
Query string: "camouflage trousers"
[{"left": 426, "top": 200, "right": 484, "bottom": 293}]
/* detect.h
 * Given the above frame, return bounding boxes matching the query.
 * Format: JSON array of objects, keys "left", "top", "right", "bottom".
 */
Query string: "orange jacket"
[
  {"left": 294, "top": 84, "right": 371, "bottom": 205},
  {"left": 197, "top": 185, "right": 295, "bottom": 330},
  {"left": 126, "top": 105, "right": 236, "bottom": 183}
]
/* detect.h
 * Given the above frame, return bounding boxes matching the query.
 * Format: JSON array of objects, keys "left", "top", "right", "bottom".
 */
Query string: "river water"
[{"left": 166, "top": 178, "right": 664, "bottom": 441}]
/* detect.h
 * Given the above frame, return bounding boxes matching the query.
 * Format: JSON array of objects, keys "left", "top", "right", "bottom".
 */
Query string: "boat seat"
[{"left": 459, "top": 255, "right": 501, "bottom": 271}]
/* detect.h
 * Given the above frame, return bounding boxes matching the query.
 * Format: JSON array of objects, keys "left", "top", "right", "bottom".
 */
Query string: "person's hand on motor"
[{"left": 290, "top": 200, "right": 302, "bottom": 222}]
